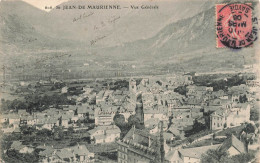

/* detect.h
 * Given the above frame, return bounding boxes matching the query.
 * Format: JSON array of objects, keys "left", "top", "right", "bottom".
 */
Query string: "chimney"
[
  {"left": 133, "top": 125, "right": 135, "bottom": 140},
  {"left": 148, "top": 136, "right": 151, "bottom": 147},
  {"left": 159, "top": 121, "right": 165, "bottom": 163}
]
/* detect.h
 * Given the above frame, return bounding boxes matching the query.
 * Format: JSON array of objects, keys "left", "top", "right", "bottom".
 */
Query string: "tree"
[
  {"left": 67, "top": 127, "right": 74, "bottom": 135},
  {"left": 212, "top": 133, "right": 216, "bottom": 140},
  {"left": 36, "top": 129, "right": 52, "bottom": 139},
  {"left": 225, "top": 153, "right": 255, "bottom": 163},
  {"left": 185, "top": 119, "right": 206, "bottom": 137},
  {"left": 187, "top": 137, "right": 194, "bottom": 143},
  {"left": 174, "top": 85, "right": 188, "bottom": 96},
  {"left": 128, "top": 115, "right": 143, "bottom": 129},
  {"left": 239, "top": 95, "right": 248, "bottom": 103},
  {"left": 250, "top": 107, "right": 259, "bottom": 121},
  {"left": 240, "top": 123, "right": 256, "bottom": 152},
  {"left": 243, "top": 123, "right": 255, "bottom": 134},
  {"left": 201, "top": 149, "right": 229, "bottom": 163},
  {"left": 113, "top": 113, "right": 125, "bottom": 127},
  {"left": 5, "top": 149, "right": 39, "bottom": 163},
  {"left": 223, "top": 123, "right": 227, "bottom": 128},
  {"left": 20, "top": 126, "right": 35, "bottom": 135},
  {"left": 53, "top": 127, "right": 64, "bottom": 140}
]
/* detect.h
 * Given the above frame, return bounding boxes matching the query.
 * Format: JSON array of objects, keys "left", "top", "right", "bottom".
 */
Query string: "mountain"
[
  {"left": 0, "top": 0, "right": 256, "bottom": 80},
  {"left": 0, "top": 1, "right": 83, "bottom": 69},
  {"left": 46, "top": 0, "right": 217, "bottom": 46},
  {"left": 89, "top": 6, "right": 255, "bottom": 71}
]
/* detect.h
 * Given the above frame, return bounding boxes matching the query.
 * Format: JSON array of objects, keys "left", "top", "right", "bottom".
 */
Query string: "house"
[
  {"left": 10, "top": 141, "right": 34, "bottom": 154},
  {"left": 218, "top": 135, "right": 246, "bottom": 156},
  {"left": 8, "top": 114, "right": 20, "bottom": 125},
  {"left": 61, "top": 114, "right": 72, "bottom": 128},
  {"left": 94, "top": 106, "right": 117, "bottom": 126},
  {"left": 83, "top": 87, "right": 94, "bottom": 94},
  {"left": 95, "top": 113, "right": 114, "bottom": 126},
  {"left": 61, "top": 86, "right": 68, "bottom": 93},
  {"left": 210, "top": 104, "right": 250, "bottom": 130},
  {"left": 55, "top": 149, "right": 75, "bottom": 162},
  {"left": 63, "top": 105, "right": 77, "bottom": 114},
  {"left": 186, "top": 85, "right": 210, "bottom": 96},
  {"left": 167, "top": 124, "right": 186, "bottom": 140},
  {"left": 38, "top": 146, "right": 56, "bottom": 162},
  {"left": 144, "top": 109, "right": 168, "bottom": 122},
  {"left": 165, "top": 144, "right": 221, "bottom": 163},
  {"left": 41, "top": 118, "right": 59, "bottom": 130},
  {"left": 77, "top": 105, "right": 89, "bottom": 118},
  {"left": 170, "top": 107, "right": 194, "bottom": 128},
  {"left": 96, "top": 90, "right": 105, "bottom": 104},
  {"left": 117, "top": 123, "right": 165, "bottom": 163},
  {"left": 0, "top": 114, "right": 9, "bottom": 123},
  {"left": 88, "top": 108, "right": 95, "bottom": 120},
  {"left": 20, "top": 115, "right": 28, "bottom": 125},
  {"left": 18, "top": 110, "right": 29, "bottom": 116},
  {"left": 27, "top": 116, "right": 37, "bottom": 126},
  {"left": 145, "top": 119, "right": 168, "bottom": 134},
  {"left": 69, "top": 144, "right": 94, "bottom": 162},
  {"left": 88, "top": 125, "right": 121, "bottom": 144}
]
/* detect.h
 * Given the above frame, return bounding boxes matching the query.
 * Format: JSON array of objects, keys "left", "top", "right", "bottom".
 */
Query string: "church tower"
[
  {"left": 135, "top": 93, "right": 144, "bottom": 125},
  {"left": 129, "top": 78, "right": 137, "bottom": 93}
]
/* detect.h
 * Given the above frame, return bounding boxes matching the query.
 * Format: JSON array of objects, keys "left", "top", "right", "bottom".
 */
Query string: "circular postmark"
[{"left": 216, "top": 3, "right": 257, "bottom": 49}]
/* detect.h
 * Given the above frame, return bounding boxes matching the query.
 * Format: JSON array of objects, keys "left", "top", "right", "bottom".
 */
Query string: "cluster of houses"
[
  {"left": 1, "top": 76, "right": 255, "bottom": 139},
  {"left": 38, "top": 144, "right": 95, "bottom": 163},
  {"left": 1, "top": 106, "right": 92, "bottom": 133},
  {"left": 116, "top": 76, "right": 258, "bottom": 163},
  {"left": 1, "top": 74, "right": 258, "bottom": 162},
  {"left": 165, "top": 135, "right": 246, "bottom": 163},
  {"left": 8, "top": 141, "right": 95, "bottom": 163}
]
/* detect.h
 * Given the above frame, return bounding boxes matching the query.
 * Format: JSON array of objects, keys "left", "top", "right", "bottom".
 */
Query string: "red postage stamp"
[{"left": 216, "top": 3, "right": 254, "bottom": 49}]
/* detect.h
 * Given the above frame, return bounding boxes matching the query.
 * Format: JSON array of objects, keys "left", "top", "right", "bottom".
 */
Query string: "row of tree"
[{"left": 1, "top": 93, "right": 76, "bottom": 113}]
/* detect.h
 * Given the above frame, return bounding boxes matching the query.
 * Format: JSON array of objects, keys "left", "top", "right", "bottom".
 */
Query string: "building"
[
  {"left": 129, "top": 78, "right": 137, "bottom": 94},
  {"left": 77, "top": 105, "right": 89, "bottom": 118},
  {"left": 95, "top": 113, "right": 114, "bottom": 126},
  {"left": 88, "top": 125, "right": 121, "bottom": 144},
  {"left": 218, "top": 135, "right": 246, "bottom": 157},
  {"left": 94, "top": 105, "right": 117, "bottom": 126},
  {"left": 10, "top": 141, "right": 34, "bottom": 154},
  {"left": 68, "top": 144, "right": 95, "bottom": 162},
  {"left": 165, "top": 144, "right": 220, "bottom": 163},
  {"left": 61, "top": 86, "right": 68, "bottom": 93},
  {"left": 9, "top": 114, "right": 20, "bottom": 125},
  {"left": 117, "top": 122, "right": 165, "bottom": 163},
  {"left": 210, "top": 104, "right": 250, "bottom": 130},
  {"left": 135, "top": 93, "right": 144, "bottom": 126}
]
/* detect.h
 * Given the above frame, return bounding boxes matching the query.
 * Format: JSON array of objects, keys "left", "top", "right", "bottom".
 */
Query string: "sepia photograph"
[{"left": 0, "top": 0, "right": 259, "bottom": 162}]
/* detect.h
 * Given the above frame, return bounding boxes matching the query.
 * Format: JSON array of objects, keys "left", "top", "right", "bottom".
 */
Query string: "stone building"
[{"left": 117, "top": 122, "right": 165, "bottom": 163}]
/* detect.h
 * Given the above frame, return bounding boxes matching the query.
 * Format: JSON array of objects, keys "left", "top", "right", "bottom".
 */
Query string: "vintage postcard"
[{"left": 0, "top": 0, "right": 259, "bottom": 162}]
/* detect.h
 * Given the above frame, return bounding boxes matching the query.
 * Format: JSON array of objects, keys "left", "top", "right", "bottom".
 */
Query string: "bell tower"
[
  {"left": 135, "top": 93, "right": 144, "bottom": 125},
  {"left": 129, "top": 78, "right": 137, "bottom": 93}
]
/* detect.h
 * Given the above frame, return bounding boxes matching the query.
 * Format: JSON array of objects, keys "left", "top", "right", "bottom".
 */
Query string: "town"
[{"left": 0, "top": 72, "right": 259, "bottom": 163}]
